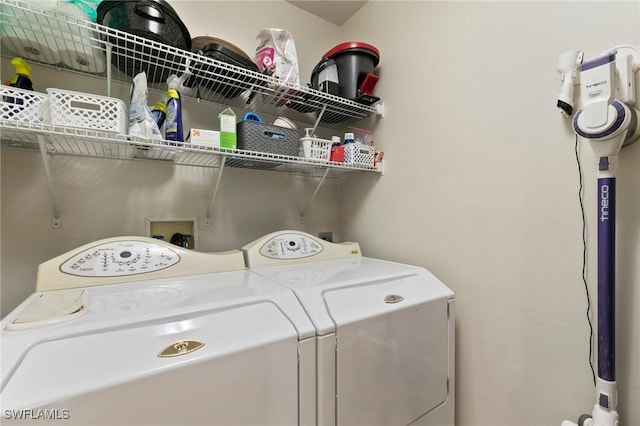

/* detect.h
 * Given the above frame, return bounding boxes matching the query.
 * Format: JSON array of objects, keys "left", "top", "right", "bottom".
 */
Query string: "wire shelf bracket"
[
  {"left": 36, "top": 134, "right": 61, "bottom": 229},
  {"left": 204, "top": 156, "right": 226, "bottom": 227},
  {"left": 300, "top": 167, "right": 330, "bottom": 224}
]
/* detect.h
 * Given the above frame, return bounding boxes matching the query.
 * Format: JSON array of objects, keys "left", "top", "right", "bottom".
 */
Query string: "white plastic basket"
[
  {"left": 46, "top": 88, "right": 127, "bottom": 134},
  {"left": 344, "top": 142, "right": 375, "bottom": 166},
  {"left": 299, "top": 137, "right": 332, "bottom": 162},
  {"left": 0, "top": 85, "right": 49, "bottom": 124}
]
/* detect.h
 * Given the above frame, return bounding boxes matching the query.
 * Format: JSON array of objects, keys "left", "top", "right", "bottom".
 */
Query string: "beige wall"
[
  {"left": 1, "top": 1, "right": 639, "bottom": 425},
  {"left": 340, "top": 1, "right": 640, "bottom": 425}
]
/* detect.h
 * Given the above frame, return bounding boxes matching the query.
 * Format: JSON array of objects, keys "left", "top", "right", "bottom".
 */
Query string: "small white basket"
[
  {"left": 46, "top": 88, "right": 127, "bottom": 134},
  {"left": 299, "top": 137, "right": 332, "bottom": 162},
  {"left": 344, "top": 142, "right": 375, "bottom": 166},
  {"left": 0, "top": 85, "right": 49, "bottom": 124}
]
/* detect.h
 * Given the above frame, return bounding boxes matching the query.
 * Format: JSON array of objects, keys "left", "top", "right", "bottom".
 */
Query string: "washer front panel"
[
  {"left": 60, "top": 241, "right": 180, "bottom": 277},
  {"left": 259, "top": 233, "right": 324, "bottom": 260}
]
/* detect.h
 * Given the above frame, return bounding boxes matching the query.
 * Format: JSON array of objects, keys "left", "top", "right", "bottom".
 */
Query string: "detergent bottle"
[
  {"left": 165, "top": 74, "right": 183, "bottom": 143},
  {"left": 151, "top": 99, "right": 167, "bottom": 129}
]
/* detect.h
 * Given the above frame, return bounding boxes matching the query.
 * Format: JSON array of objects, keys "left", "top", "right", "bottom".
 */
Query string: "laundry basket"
[
  {"left": 298, "top": 136, "right": 332, "bottom": 162},
  {"left": 0, "top": 85, "right": 49, "bottom": 123},
  {"left": 47, "top": 88, "right": 127, "bottom": 134},
  {"left": 344, "top": 142, "right": 374, "bottom": 166}
]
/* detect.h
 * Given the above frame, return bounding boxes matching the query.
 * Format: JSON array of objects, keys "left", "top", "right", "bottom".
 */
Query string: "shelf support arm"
[
  {"left": 310, "top": 105, "right": 327, "bottom": 136},
  {"left": 37, "top": 135, "right": 61, "bottom": 229},
  {"left": 300, "top": 167, "right": 330, "bottom": 224},
  {"left": 205, "top": 156, "right": 226, "bottom": 227},
  {"left": 105, "top": 43, "right": 112, "bottom": 97}
]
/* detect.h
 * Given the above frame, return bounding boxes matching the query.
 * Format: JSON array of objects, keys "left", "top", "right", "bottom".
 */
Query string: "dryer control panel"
[
  {"left": 243, "top": 231, "right": 361, "bottom": 268},
  {"left": 259, "top": 233, "right": 324, "bottom": 260},
  {"left": 60, "top": 241, "right": 180, "bottom": 277}
]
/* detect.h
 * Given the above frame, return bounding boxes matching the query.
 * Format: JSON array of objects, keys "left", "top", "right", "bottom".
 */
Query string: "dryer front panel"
[{"left": 323, "top": 275, "right": 450, "bottom": 426}]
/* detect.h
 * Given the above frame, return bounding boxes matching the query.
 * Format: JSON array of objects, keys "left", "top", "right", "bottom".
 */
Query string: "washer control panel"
[
  {"left": 60, "top": 241, "right": 180, "bottom": 277},
  {"left": 259, "top": 233, "right": 324, "bottom": 260}
]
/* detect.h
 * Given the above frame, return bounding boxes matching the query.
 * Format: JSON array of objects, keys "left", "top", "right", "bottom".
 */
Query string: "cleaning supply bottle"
[
  {"left": 151, "top": 99, "right": 167, "bottom": 129},
  {"left": 300, "top": 128, "right": 314, "bottom": 158},
  {"left": 219, "top": 107, "right": 237, "bottom": 149},
  {"left": 330, "top": 135, "right": 344, "bottom": 162},
  {"left": 165, "top": 74, "right": 183, "bottom": 143},
  {"left": 4, "top": 58, "right": 34, "bottom": 113},
  {"left": 8, "top": 57, "right": 33, "bottom": 91}
]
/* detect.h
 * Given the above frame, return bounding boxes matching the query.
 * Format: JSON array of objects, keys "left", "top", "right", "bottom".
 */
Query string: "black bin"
[{"left": 321, "top": 42, "right": 379, "bottom": 100}]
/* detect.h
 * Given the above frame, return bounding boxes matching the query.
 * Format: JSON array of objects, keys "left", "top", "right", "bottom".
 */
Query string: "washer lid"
[
  {"left": 1, "top": 269, "right": 316, "bottom": 400},
  {"left": 1, "top": 301, "right": 300, "bottom": 413}
]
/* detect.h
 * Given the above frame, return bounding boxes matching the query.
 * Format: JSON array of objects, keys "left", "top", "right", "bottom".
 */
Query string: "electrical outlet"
[{"left": 318, "top": 232, "right": 333, "bottom": 242}]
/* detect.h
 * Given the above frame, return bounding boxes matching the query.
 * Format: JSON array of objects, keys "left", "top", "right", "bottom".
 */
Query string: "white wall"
[
  {"left": 0, "top": 0, "right": 344, "bottom": 315},
  {"left": 341, "top": 1, "right": 640, "bottom": 425}
]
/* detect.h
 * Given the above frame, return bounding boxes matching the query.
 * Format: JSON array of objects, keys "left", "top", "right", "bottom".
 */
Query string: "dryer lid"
[{"left": 253, "top": 256, "right": 453, "bottom": 335}]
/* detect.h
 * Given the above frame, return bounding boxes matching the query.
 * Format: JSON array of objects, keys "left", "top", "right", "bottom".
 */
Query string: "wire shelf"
[
  {"left": 0, "top": 120, "right": 381, "bottom": 176},
  {"left": 0, "top": 0, "right": 380, "bottom": 128}
]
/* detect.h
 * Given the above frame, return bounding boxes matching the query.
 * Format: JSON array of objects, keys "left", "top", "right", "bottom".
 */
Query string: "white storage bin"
[
  {"left": 298, "top": 136, "right": 332, "bottom": 162},
  {"left": 0, "top": 85, "right": 49, "bottom": 123},
  {"left": 344, "top": 142, "right": 374, "bottom": 166},
  {"left": 47, "top": 88, "right": 127, "bottom": 134}
]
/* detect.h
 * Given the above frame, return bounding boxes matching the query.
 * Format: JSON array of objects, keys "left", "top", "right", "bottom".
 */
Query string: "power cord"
[{"left": 575, "top": 134, "right": 596, "bottom": 386}]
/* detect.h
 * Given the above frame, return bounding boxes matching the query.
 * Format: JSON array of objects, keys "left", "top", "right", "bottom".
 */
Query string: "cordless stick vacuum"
[{"left": 559, "top": 49, "right": 640, "bottom": 426}]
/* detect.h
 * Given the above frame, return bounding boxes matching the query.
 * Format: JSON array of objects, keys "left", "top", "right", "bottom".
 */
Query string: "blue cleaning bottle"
[
  {"left": 151, "top": 99, "right": 167, "bottom": 129},
  {"left": 165, "top": 75, "right": 183, "bottom": 143}
]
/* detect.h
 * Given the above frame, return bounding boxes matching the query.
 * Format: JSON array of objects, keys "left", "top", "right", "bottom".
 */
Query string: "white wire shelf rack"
[
  {"left": 0, "top": 120, "right": 381, "bottom": 176},
  {"left": 1, "top": 119, "right": 382, "bottom": 228},
  {"left": 0, "top": 0, "right": 382, "bottom": 128}
]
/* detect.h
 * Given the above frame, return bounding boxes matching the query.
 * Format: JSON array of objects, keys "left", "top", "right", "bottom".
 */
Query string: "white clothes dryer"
[
  {"left": 1, "top": 236, "right": 316, "bottom": 426},
  {"left": 243, "top": 231, "right": 455, "bottom": 426}
]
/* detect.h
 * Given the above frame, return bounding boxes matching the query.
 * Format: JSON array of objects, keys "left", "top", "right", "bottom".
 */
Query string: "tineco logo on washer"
[{"left": 600, "top": 184, "right": 610, "bottom": 223}]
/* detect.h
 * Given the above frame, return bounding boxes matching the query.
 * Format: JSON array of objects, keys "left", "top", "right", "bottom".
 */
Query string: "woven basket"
[{"left": 237, "top": 120, "right": 299, "bottom": 156}]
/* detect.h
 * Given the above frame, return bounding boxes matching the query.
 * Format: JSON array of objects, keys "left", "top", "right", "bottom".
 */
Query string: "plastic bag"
[
  {"left": 255, "top": 28, "right": 300, "bottom": 85},
  {"left": 128, "top": 72, "right": 162, "bottom": 140}
]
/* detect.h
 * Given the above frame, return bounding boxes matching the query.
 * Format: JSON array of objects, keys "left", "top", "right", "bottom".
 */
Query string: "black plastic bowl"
[
  {"left": 187, "top": 37, "right": 263, "bottom": 99},
  {"left": 97, "top": 0, "right": 191, "bottom": 83}
]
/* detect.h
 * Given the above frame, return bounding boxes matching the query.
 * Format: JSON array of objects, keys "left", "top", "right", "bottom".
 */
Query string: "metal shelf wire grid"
[
  {"left": 0, "top": 120, "right": 380, "bottom": 176},
  {"left": 0, "top": 0, "right": 379, "bottom": 127}
]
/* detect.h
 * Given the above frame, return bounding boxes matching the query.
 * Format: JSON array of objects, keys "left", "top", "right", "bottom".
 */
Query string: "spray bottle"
[
  {"left": 4, "top": 58, "right": 34, "bottom": 112},
  {"left": 150, "top": 99, "right": 167, "bottom": 129},
  {"left": 7, "top": 57, "right": 33, "bottom": 91},
  {"left": 165, "top": 74, "right": 183, "bottom": 143}
]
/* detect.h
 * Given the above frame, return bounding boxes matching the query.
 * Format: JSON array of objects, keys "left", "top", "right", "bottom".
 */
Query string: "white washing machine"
[
  {"left": 243, "top": 231, "right": 455, "bottom": 426},
  {"left": 0, "top": 236, "right": 317, "bottom": 426}
]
